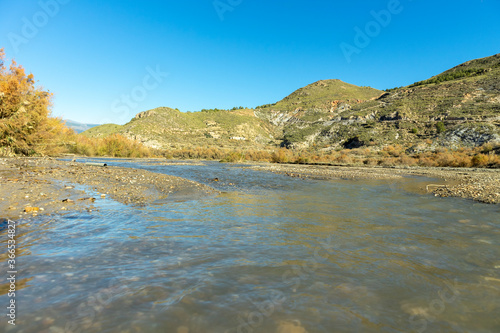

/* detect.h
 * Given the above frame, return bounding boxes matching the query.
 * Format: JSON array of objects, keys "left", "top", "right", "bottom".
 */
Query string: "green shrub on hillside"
[
  {"left": 410, "top": 68, "right": 489, "bottom": 87},
  {"left": 435, "top": 122, "right": 446, "bottom": 133}
]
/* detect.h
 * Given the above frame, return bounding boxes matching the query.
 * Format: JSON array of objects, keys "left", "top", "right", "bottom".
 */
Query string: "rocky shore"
[
  {"left": 0, "top": 158, "right": 217, "bottom": 219},
  {"left": 248, "top": 163, "right": 500, "bottom": 204}
]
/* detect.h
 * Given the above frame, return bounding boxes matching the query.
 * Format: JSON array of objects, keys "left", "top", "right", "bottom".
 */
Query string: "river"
[{"left": 1, "top": 159, "right": 499, "bottom": 332}]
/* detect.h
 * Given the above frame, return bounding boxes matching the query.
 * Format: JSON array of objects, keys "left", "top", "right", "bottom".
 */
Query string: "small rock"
[
  {"left": 78, "top": 197, "right": 96, "bottom": 202},
  {"left": 24, "top": 206, "right": 40, "bottom": 213}
]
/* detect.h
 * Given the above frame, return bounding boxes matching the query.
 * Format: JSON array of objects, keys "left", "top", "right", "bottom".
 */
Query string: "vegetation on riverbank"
[
  {"left": 68, "top": 133, "right": 153, "bottom": 158},
  {"left": 153, "top": 143, "right": 500, "bottom": 168},
  {"left": 0, "top": 48, "right": 68, "bottom": 156}
]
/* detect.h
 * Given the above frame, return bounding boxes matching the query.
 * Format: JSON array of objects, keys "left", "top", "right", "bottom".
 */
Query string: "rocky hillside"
[
  {"left": 274, "top": 54, "right": 500, "bottom": 149},
  {"left": 255, "top": 79, "right": 384, "bottom": 126},
  {"left": 84, "top": 107, "right": 277, "bottom": 149},
  {"left": 84, "top": 54, "right": 500, "bottom": 152}
]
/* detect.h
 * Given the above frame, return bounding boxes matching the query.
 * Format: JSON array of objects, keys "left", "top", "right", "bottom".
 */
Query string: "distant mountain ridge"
[
  {"left": 84, "top": 54, "right": 500, "bottom": 151},
  {"left": 65, "top": 120, "right": 100, "bottom": 134}
]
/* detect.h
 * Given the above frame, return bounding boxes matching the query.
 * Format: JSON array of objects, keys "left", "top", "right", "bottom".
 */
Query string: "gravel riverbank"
[
  {"left": 1, "top": 158, "right": 498, "bottom": 221},
  {"left": 247, "top": 163, "right": 500, "bottom": 204},
  {"left": 0, "top": 158, "right": 217, "bottom": 219}
]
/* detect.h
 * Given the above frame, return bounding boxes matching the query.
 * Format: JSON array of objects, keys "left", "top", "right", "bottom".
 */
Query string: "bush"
[
  {"left": 471, "top": 154, "right": 489, "bottom": 167},
  {"left": 435, "top": 122, "right": 446, "bottom": 133},
  {"left": 220, "top": 151, "right": 244, "bottom": 163},
  {"left": 69, "top": 133, "right": 152, "bottom": 158},
  {"left": 294, "top": 155, "right": 310, "bottom": 164},
  {"left": 271, "top": 149, "right": 291, "bottom": 163},
  {"left": 0, "top": 48, "right": 68, "bottom": 155}
]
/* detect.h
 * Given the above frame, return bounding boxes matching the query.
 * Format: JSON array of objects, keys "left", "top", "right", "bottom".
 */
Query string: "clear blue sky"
[{"left": 1, "top": 0, "right": 499, "bottom": 125}]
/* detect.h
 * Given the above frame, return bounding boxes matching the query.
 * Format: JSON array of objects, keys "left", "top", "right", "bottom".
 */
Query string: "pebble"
[{"left": 24, "top": 206, "right": 39, "bottom": 213}]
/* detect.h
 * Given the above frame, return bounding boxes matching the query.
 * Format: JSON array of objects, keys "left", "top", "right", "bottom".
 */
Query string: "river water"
[{"left": 1, "top": 160, "right": 499, "bottom": 333}]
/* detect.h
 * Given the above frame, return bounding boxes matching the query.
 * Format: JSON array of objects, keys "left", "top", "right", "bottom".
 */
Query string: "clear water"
[{"left": 1, "top": 160, "right": 499, "bottom": 333}]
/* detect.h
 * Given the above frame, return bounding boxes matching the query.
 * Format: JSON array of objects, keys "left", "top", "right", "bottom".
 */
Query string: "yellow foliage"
[
  {"left": 0, "top": 48, "right": 67, "bottom": 155},
  {"left": 69, "top": 133, "right": 153, "bottom": 158}
]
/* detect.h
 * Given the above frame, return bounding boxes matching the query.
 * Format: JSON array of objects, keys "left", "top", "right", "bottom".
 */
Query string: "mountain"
[
  {"left": 300, "top": 53, "right": 500, "bottom": 149},
  {"left": 83, "top": 107, "right": 277, "bottom": 149},
  {"left": 269, "top": 54, "right": 500, "bottom": 149},
  {"left": 84, "top": 54, "right": 500, "bottom": 151},
  {"left": 64, "top": 120, "right": 100, "bottom": 134},
  {"left": 253, "top": 79, "right": 385, "bottom": 147},
  {"left": 256, "top": 79, "right": 383, "bottom": 113}
]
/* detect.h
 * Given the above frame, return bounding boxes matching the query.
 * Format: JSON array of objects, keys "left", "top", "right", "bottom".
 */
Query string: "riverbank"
[
  {"left": 247, "top": 163, "right": 500, "bottom": 204},
  {"left": 1, "top": 158, "right": 498, "bottom": 221},
  {"left": 0, "top": 158, "right": 217, "bottom": 219}
]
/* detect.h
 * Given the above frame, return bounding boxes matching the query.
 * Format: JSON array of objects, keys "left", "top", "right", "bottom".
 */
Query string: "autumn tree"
[{"left": 0, "top": 48, "right": 70, "bottom": 155}]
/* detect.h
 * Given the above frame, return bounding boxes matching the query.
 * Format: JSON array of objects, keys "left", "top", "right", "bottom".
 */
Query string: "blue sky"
[{"left": 1, "top": 0, "right": 499, "bottom": 124}]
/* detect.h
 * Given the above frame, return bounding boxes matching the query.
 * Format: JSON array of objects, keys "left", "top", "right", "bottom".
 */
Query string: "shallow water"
[{"left": 1, "top": 160, "right": 499, "bottom": 333}]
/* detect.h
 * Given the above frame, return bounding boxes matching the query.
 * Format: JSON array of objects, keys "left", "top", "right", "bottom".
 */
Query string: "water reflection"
[{"left": 0, "top": 161, "right": 499, "bottom": 332}]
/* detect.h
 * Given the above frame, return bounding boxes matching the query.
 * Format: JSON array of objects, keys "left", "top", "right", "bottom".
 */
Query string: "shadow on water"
[{"left": 0, "top": 159, "right": 498, "bottom": 332}]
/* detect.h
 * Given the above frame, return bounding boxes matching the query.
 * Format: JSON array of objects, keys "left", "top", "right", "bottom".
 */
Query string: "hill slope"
[
  {"left": 255, "top": 80, "right": 384, "bottom": 126},
  {"left": 84, "top": 107, "right": 277, "bottom": 149},
  {"left": 258, "top": 79, "right": 383, "bottom": 112},
  {"left": 278, "top": 54, "right": 500, "bottom": 149}
]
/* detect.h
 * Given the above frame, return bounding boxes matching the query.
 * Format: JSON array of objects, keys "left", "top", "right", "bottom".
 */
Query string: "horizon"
[{"left": 1, "top": 0, "right": 499, "bottom": 125}]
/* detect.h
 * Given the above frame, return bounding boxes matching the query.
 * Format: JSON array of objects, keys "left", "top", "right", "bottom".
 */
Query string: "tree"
[{"left": 0, "top": 48, "right": 69, "bottom": 155}]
